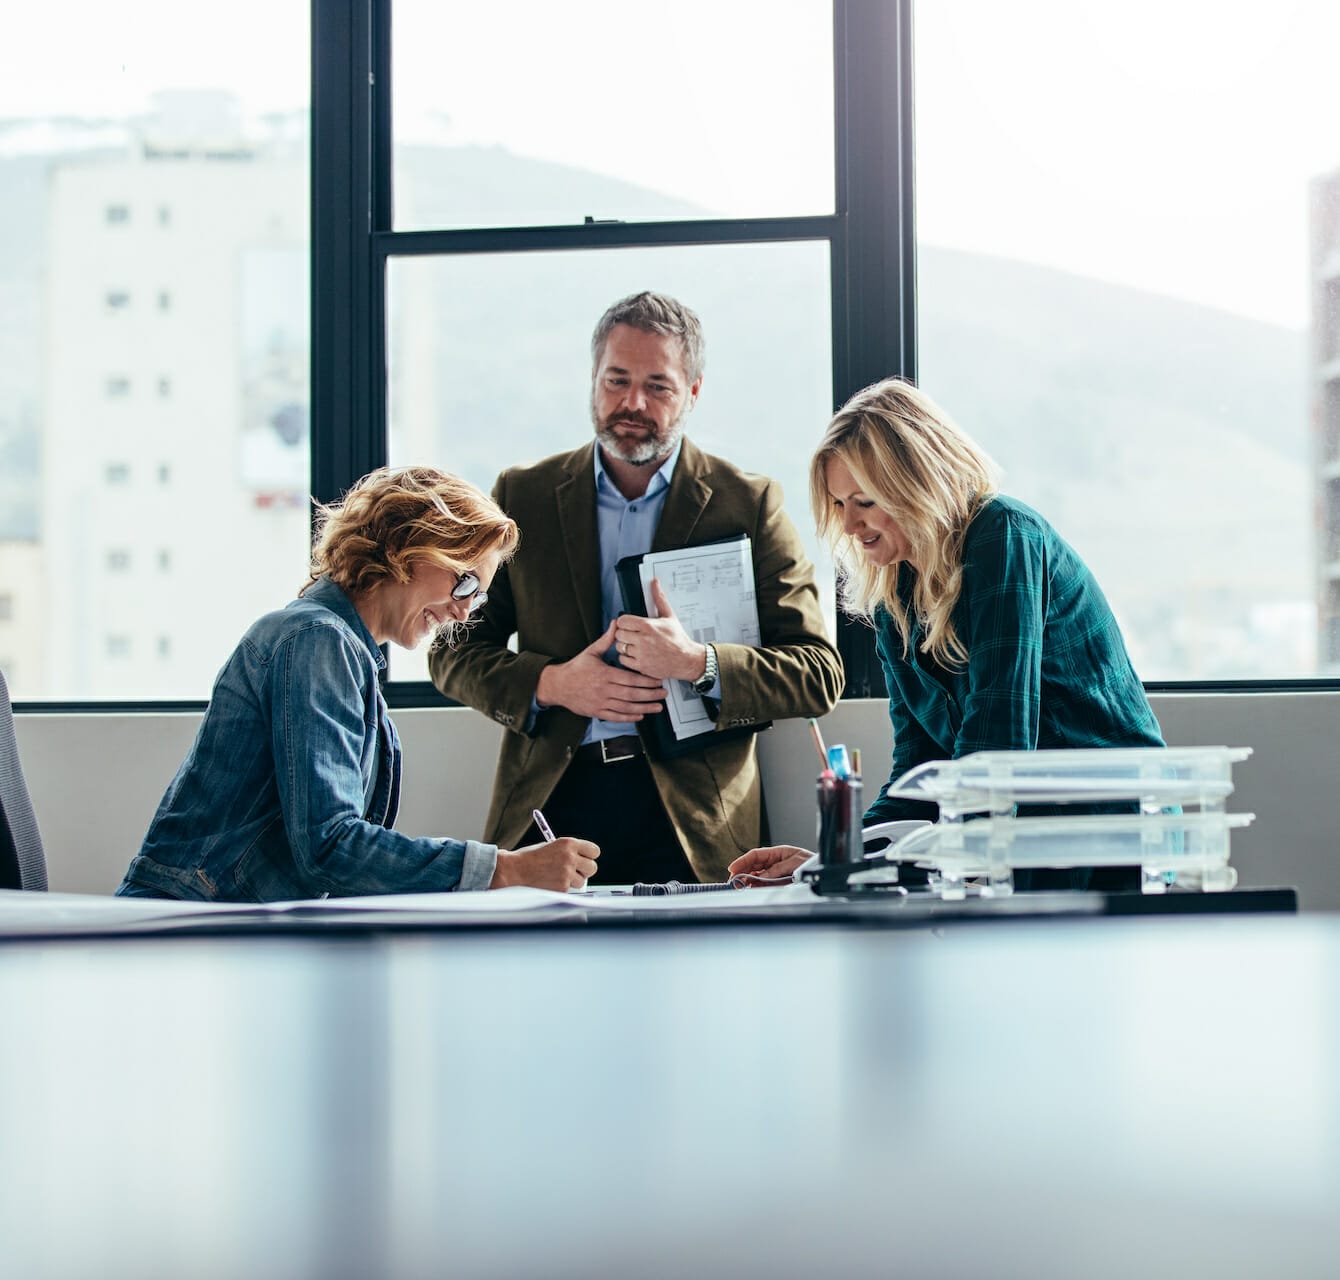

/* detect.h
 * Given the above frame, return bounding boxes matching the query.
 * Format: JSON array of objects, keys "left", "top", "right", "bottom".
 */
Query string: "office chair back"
[{"left": 0, "top": 669, "right": 47, "bottom": 891}]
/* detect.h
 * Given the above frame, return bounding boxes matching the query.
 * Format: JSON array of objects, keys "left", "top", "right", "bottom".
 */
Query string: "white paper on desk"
[
  {"left": 312, "top": 885, "right": 815, "bottom": 914},
  {"left": 0, "top": 886, "right": 590, "bottom": 937},
  {"left": 262, "top": 888, "right": 572, "bottom": 914},
  {"left": 0, "top": 888, "right": 254, "bottom": 936},
  {"left": 0, "top": 884, "right": 823, "bottom": 937},
  {"left": 638, "top": 539, "right": 760, "bottom": 741}
]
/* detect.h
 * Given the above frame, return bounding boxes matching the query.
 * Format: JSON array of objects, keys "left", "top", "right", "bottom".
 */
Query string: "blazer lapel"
[
  {"left": 554, "top": 446, "right": 603, "bottom": 642},
  {"left": 652, "top": 438, "right": 713, "bottom": 552}
]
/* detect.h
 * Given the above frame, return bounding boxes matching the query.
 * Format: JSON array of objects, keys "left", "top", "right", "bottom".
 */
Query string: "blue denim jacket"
[{"left": 118, "top": 577, "right": 497, "bottom": 901}]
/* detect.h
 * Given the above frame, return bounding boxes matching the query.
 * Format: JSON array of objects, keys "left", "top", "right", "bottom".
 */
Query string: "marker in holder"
[{"left": 816, "top": 745, "right": 864, "bottom": 866}]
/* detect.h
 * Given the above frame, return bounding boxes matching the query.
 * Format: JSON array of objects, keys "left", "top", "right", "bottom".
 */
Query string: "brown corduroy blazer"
[{"left": 429, "top": 439, "right": 844, "bottom": 881}]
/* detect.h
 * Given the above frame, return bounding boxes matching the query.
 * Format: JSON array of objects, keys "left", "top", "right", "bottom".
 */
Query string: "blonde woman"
[
  {"left": 118, "top": 466, "right": 598, "bottom": 901},
  {"left": 731, "top": 378, "right": 1163, "bottom": 890}
]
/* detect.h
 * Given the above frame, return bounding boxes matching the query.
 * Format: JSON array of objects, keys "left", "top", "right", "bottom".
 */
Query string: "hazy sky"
[
  {"left": 915, "top": 0, "right": 1340, "bottom": 328},
  {"left": 5, "top": 0, "right": 1337, "bottom": 328}
]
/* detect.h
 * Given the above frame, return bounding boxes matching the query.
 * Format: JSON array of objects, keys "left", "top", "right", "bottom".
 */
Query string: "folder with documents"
[{"left": 615, "top": 533, "right": 771, "bottom": 760}]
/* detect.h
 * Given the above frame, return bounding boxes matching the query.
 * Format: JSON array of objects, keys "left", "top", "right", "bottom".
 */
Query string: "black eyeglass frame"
[{"left": 451, "top": 571, "right": 488, "bottom": 610}]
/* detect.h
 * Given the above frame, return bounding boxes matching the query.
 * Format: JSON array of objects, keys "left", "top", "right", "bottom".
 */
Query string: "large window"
[
  {"left": 0, "top": 2, "right": 311, "bottom": 700},
  {"left": 914, "top": 0, "right": 1340, "bottom": 681},
  {"left": 380, "top": 1, "right": 841, "bottom": 687},
  {"left": 20, "top": 1, "right": 1333, "bottom": 704},
  {"left": 312, "top": 0, "right": 910, "bottom": 700}
]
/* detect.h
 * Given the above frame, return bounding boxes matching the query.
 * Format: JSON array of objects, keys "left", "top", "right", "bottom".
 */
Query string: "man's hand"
[
  {"left": 535, "top": 619, "right": 666, "bottom": 720},
  {"left": 727, "top": 845, "right": 814, "bottom": 885},
  {"left": 613, "top": 578, "right": 709, "bottom": 684},
  {"left": 490, "top": 837, "right": 600, "bottom": 892}
]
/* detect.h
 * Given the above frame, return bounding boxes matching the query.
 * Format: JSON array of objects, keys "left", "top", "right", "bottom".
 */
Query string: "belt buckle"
[{"left": 599, "top": 737, "right": 637, "bottom": 765}]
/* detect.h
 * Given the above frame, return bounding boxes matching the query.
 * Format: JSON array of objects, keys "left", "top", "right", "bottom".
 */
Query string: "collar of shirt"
[
  {"left": 592, "top": 439, "right": 681, "bottom": 499},
  {"left": 593, "top": 441, "right": 681, "bottom": 613},
  {"left": 593, "top": 440, "right": 680, "bottom": 576}
]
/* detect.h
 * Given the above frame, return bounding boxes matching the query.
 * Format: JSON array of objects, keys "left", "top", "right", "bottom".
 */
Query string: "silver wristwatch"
[{"left": 690, "top": 643, "right": 719, "bottom": 695}]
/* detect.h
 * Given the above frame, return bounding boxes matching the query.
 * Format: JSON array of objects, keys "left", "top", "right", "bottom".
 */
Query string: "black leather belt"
[{"left": 573, "top": 735, "right": 645, "bottom": 765}]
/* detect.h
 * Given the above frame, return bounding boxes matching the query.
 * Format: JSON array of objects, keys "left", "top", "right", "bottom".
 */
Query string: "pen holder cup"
[{"left": 817, "top": 775, "right": 864, "bottom": 866}]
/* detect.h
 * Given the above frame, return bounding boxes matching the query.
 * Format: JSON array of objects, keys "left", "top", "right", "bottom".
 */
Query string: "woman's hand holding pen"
[
  {"left": 491, "top": 837, "right": 600, "bottom": 892},
  {"left": 614, "top": 579, "right": 708, "bottom": 683},
  {"left": 535, "top": 619, "right": 665, "bottom": 721}
]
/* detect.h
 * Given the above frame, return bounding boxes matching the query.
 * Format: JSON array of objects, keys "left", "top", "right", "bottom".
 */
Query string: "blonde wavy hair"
[
  {"left": 810, "top": 379, "right": 999, "bottom": 669},
  {"left": 302, "top": 466, "right": 518, "bottom": 600}
]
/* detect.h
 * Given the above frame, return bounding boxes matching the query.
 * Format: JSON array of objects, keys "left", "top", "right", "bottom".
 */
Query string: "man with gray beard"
[{"left": 430, "top": 291, "right": 842, "bottom": 885}]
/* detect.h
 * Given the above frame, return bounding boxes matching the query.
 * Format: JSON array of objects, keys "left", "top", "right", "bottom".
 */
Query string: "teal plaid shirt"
[{"left": 864, "top": 495, "right": 1164, "bottom": 826}]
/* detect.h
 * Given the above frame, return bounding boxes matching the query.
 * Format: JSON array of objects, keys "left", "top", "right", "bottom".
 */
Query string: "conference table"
[{"left": 1, "top": 897, "right": 1335, "bottom": 1278}]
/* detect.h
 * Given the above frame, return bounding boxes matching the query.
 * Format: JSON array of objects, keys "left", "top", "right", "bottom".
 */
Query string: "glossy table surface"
[{"left": 2, "top": 912, "right": 1336, "bottom": 1279}]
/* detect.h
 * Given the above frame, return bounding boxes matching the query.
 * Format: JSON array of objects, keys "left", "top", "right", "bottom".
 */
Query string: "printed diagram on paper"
[{"left": 638, "top": 539, "right": 760, "bottom": 740}]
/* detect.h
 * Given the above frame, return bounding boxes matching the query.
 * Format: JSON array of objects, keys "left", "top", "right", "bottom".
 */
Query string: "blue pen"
[{"left": 532, "top": 808, "right": 556, "bottom": 842}]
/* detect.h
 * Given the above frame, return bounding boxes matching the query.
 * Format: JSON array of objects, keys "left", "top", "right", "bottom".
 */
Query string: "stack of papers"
[{"left": 637, "top": 539, "right": 760, "bottom": 741}]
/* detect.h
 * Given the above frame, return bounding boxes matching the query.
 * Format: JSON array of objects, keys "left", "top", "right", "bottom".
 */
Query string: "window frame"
[
  {"left": 311, "top": 0, "right": 914, "bottom": 708},
  {"left": 20, "top": 0, "right": 1324, "bottom": 712}
]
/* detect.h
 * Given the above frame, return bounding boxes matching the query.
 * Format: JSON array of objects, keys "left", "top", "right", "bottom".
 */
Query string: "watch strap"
[{"left": 691, "top": 643, "right": 718, "bottom": 694}]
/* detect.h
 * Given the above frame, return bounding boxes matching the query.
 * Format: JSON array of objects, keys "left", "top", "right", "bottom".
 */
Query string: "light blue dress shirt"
[
  {"left": 530, "top": 441, "right": 720, "bottom": 745},
  {"left": 588, "top": 443, "right": 679, "bottom": 743}
]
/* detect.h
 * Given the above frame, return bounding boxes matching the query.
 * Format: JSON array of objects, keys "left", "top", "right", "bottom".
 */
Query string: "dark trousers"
[{"left": 521, "top": 754, "right": 697, "bottom": 886}]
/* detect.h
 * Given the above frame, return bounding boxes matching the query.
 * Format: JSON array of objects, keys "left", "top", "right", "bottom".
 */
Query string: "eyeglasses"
[{"left": 452, "top": 571, "right": 488, "bottom": 613}]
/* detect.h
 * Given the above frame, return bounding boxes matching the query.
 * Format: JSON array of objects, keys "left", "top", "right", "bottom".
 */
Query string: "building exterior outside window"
[{"left": 1313, "top": 165, "right": 1340, "bottom": 671}]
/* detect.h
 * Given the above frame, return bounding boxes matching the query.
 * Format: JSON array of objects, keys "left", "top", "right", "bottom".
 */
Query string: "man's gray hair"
[{"left": 590, "top": 291, "right": 706, "bottom": 384}]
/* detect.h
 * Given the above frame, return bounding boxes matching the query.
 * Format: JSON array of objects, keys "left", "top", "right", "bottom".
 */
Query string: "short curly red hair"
[{"left": 302, "top": 466, "right": 518, "bottom": 598}]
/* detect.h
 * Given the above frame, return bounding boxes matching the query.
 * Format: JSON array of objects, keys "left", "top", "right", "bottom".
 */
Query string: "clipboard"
[{"left": 615, "top": 533, "right": 771, "bottom": 761}]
